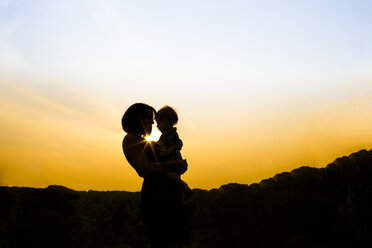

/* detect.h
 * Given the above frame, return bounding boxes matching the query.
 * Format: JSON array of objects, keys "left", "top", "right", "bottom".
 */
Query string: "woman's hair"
[
  {"left": 122, "top": 103, "right": 155, "bottom": 135},
  {"left": 156, "top": 105, "right": 178, "bottom": 125}
]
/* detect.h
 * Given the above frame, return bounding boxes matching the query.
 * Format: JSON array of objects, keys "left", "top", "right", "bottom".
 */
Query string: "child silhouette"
[{"left": 156, "top": 106, "right": 193, "bottom": 199}]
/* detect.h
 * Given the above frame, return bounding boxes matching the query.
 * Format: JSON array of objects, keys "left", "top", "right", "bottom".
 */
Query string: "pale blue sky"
[
  {"left": 2, "top": 1, "right": 371, "bottom": 82},
  {"left": 1, "top": 0, "right": 372, "bottom": 130},
  {"left": 1, "top": 0, "right": 371, "bottom": 118}
]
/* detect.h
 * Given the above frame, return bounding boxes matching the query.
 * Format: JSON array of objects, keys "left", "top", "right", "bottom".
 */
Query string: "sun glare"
[{"left": 145, "top": 128, "right": 161, "bottom": 142}]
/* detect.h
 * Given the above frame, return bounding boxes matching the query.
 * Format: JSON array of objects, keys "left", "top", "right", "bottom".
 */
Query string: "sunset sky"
[{"left": 1, "top": 0, "right": 372, "bottom": 191}]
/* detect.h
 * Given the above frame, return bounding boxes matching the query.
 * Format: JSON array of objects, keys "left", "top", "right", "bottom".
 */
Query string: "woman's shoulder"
[
  {"left": 123, "top": 133, "right": 144, "bottom": 148},
  {"left": 124, "top": 133, "right": 141, "bottom": 141}
]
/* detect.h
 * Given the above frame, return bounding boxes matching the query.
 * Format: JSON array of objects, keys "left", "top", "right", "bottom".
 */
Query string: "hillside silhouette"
[{"left": 1, "top": 149, "right": 372, "bottom": 247}]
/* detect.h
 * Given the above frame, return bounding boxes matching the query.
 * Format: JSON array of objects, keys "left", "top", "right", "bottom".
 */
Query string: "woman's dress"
[{"left": 126, "top": 137, "right": 187, "bottom": 247}]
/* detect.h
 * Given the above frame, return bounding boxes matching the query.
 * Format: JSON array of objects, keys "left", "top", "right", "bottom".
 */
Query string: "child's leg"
[
  {"left": 180, "top": 179, "right": 193, "bottom": 200},
  {"left": 165, "top": 173, "right": 193, "bottom": 199},
  {"left": 165, "top": 172, "right": 184, "bottom": 187}
]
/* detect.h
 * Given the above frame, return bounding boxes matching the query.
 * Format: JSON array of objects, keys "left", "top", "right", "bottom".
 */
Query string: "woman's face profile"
[{"left": 143, "top": 110, "right": 154, "bottom": 136}]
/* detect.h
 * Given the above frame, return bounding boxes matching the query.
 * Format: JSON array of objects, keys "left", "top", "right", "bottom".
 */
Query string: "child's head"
[{"left": 156, "top": 106, "right": 178, "bottom": 132}]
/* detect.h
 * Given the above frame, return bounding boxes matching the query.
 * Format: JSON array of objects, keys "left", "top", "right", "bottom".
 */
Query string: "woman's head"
[{"left": 122, "top": 103, "right": 155, "bottom": 136}]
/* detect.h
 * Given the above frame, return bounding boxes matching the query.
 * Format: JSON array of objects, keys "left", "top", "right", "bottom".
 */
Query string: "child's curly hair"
[{"left": 156, "top": 106, "right": 178, "bottom": 125}]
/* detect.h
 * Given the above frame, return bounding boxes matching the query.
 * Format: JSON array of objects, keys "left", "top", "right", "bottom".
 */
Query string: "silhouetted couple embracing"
[{"left": 122, "top": 103, "right": 192, "bottom": 248}]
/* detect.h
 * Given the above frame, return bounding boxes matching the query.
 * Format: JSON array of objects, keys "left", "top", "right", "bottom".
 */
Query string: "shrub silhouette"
[{"left": 1, "top": 149, "right": 371, "bottom": 247}]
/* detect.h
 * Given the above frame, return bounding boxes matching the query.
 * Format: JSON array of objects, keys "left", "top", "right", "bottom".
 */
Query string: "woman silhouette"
[{"left": 122, "top": 103, "right": 188, "bottom": 248}]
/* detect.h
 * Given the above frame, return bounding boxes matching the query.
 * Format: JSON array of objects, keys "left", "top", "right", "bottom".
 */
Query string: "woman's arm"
[{"left": 123, "top": 134, "right": 187, "bottom": 177}]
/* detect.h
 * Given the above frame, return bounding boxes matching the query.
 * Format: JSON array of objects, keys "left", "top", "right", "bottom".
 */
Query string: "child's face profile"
[{"left": 156, "top": 116, "right": 172, "bottom": 133}]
